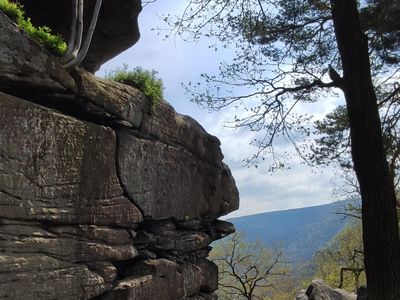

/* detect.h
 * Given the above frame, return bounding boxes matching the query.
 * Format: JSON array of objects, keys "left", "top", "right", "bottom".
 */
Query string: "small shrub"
[
  {"left": 0, "top": 0, "right": 67, "bottom": 56},
  {"left": 106, "top": 64, "right": 164, "bottom": 110}
]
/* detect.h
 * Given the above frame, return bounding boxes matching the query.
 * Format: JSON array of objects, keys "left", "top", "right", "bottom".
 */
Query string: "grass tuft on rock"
[
  {"left": 106, "top": 64, "right": 164, "bottom": 110},
  {"left": 0, "top": 0, "right": 67, "bottom": 56}
]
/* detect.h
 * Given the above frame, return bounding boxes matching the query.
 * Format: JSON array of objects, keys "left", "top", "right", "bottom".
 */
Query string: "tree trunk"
[{"left": 330, "top": 0, "right": 400, "bottom": 298}]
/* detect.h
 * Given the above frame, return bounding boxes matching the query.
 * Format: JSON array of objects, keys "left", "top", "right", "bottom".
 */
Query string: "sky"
[{"left": 99, "top": 1, "right": 344, "bottom": 218}]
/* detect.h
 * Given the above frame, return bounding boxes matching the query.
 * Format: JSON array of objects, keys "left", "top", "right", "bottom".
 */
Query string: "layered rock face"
[{"left": 0, "top": 10, "right": 239, "bottom": 300}]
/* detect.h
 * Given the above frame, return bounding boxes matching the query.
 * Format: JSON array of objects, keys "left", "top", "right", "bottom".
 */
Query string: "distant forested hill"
[{"left": 228, "top": 201, "right": 355, "bottom": 265}]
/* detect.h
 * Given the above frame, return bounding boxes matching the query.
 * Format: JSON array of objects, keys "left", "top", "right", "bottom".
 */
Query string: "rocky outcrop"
[
  {"left": 15, "top": 0, "right": 142, "bottom": 72},
  {"left": 297, "top": 280, "right": 357, "bottom": 300},
  {"left": 0, "top": 10, "right": 76, "bottom": 96},
  {"left": 356, "top": 286, "right": 367, "bottom": 300},
  {"left": 0, "top": 10, "right": 239, "bottom": 300}
]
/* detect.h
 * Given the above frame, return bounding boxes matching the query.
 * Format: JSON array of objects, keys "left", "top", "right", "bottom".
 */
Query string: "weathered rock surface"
[
  {"left": 297, "top": 279, "right": 357, "bottom": 300},
  {"left": 0, "top": 254, "right": 107, "bottom": 299},
  {"left": 103, "top": 259, "right": 185, "bottom": 300},
  {"left": 118, "top": 129, "right": 238, "bottom": 220},
  {"left": 0, "top": 91, "right": 142, "bottom": 227},
  {"left": 0, "top": 10, "right": 239, "bottom": 300},
  {"left": 179, "top": 260, "right": 218, "bottom": 296},
  {"left": 0, "top": 11, "right": 76, "bottom": 96},
  {"left": 16, "top": 0, "right": 142, "bottom": 72},
  {"left": 72, "top": 69, "right": 149, "bottom": 128}
]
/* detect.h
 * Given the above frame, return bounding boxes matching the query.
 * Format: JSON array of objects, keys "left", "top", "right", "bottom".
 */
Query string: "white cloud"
[{"left": 222, "top": 157, "right": 336, "bottom": 218}]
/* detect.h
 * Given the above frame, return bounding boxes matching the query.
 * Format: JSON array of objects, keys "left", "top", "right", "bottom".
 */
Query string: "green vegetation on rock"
[
  {"left": 0, "top": 0, "right": 66, "bottom": 56},
  {"left": 106, "top": 64, "right": 164, "bottom": 110}
]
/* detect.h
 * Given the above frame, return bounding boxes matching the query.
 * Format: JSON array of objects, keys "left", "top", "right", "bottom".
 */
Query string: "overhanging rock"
[{"left": 15, "top": 0, "right": 142, "bottom": 72}]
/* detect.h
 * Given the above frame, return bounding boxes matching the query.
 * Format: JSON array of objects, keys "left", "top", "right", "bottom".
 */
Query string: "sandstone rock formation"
[
  {"left": 15, "top": 0, "right": 142, "bottom": 72},
  {"left": 297, "top": 279, "right": 357, "bottom": 300},
  {"left": 0, "top": 10, "right": 239, "bottom": 299}
]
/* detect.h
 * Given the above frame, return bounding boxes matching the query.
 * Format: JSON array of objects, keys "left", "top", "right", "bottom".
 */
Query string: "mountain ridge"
[{"left": 228, "top": 200, "right": 354, "bottom": 264}]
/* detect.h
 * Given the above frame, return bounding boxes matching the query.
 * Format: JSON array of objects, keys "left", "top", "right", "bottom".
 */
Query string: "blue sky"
[{"left": 99, "top": 1, "right": 344, "bottom": 217}]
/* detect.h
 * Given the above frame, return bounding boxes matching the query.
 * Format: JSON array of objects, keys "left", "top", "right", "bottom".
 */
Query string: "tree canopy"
[
  {"left": 165, "top": 0, "right": 399, "bottom": 170},
  {"left": 165, "top": 0, "right": 400, "bottom": 298},
  {"left": 210, "top": 232, "right": 290, "bottom": 299},
  {"left": 314, "top": 222, "right": 365, "bottom": 292}
]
